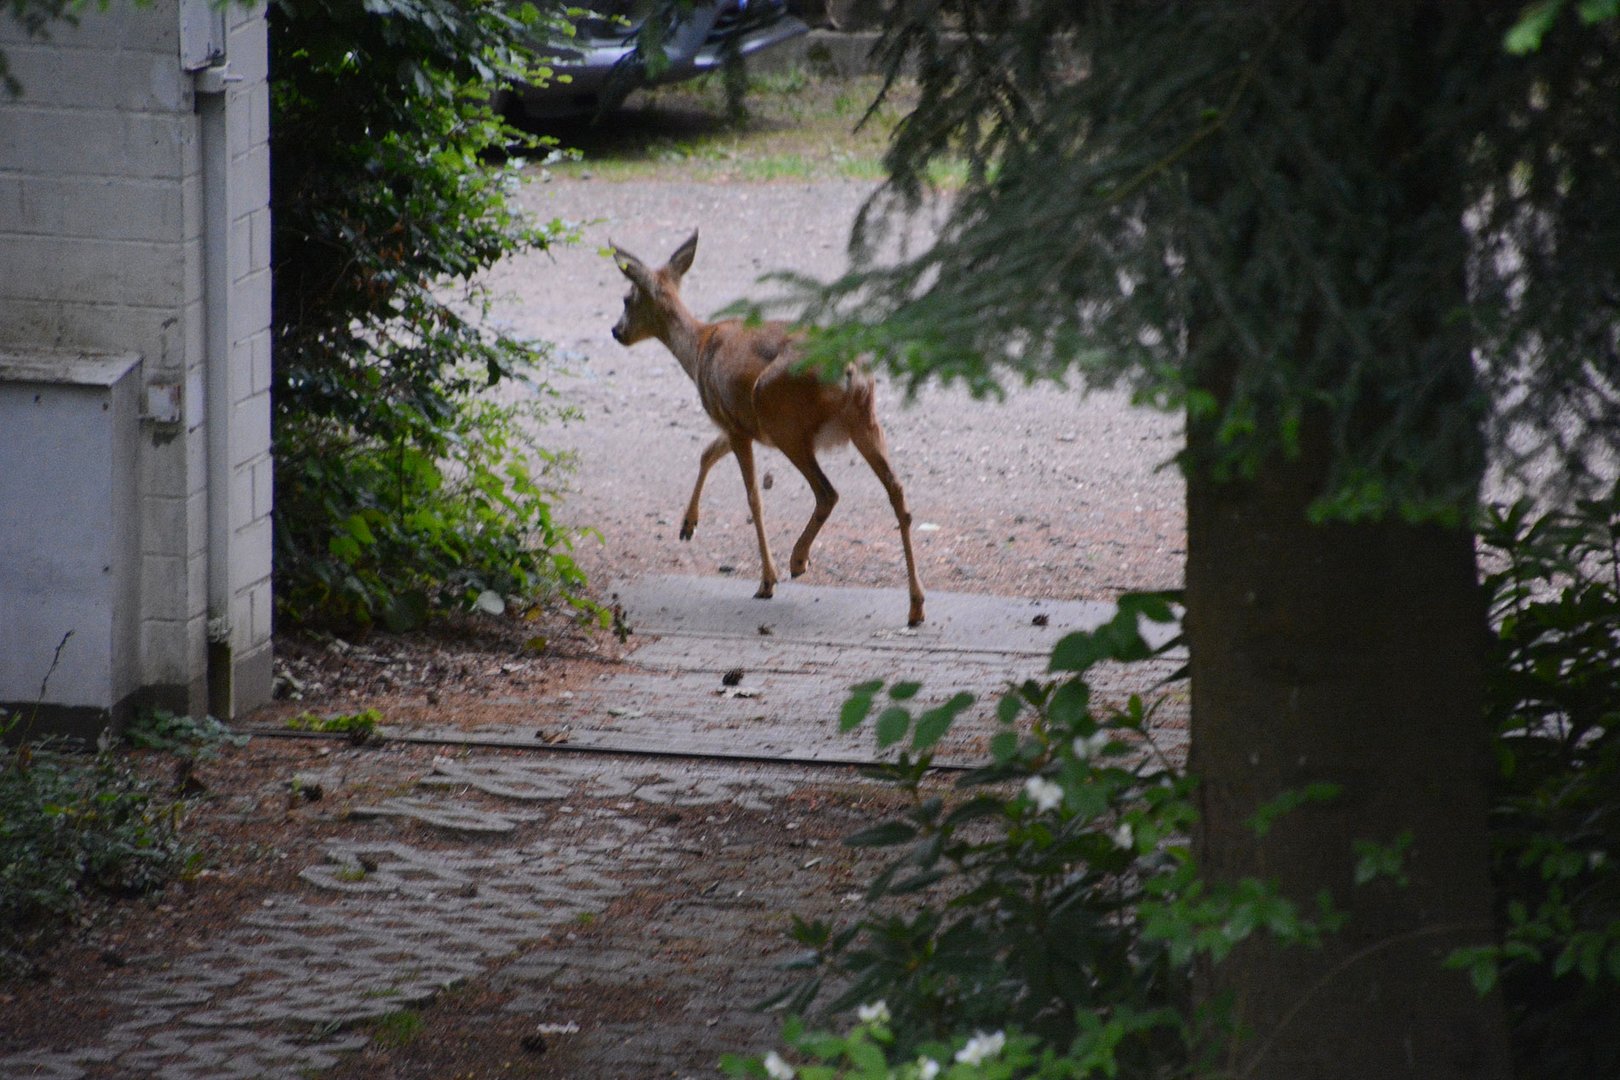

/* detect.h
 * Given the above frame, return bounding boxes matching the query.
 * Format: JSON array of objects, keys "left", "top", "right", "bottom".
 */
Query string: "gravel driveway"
[{"left": 483, "top": 177, "right": 1187, "bottom": 605}]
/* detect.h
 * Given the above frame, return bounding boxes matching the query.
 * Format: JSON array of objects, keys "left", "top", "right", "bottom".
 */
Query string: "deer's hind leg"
[
  {"left": 776, "top": 442, "right": 839, "bottom": 579},
  {"left": 848, "top": 423, "right": 926, "bottom": 626}
]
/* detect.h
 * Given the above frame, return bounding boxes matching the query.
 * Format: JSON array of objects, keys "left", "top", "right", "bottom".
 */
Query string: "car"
[{"left": 503, "top": 0, "right": 809, "bottom": 120}]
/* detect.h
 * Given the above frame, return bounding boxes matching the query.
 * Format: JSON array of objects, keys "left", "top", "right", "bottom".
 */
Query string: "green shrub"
[
  {"left": 269, "top": 0, "right": 595, "bottom": 631},
  {"left": 1, "top": 719, "right": 195, "bottom": 975},
  {"left": 1457, "top": 483, "right": 1620, "bottom": 1080},
  {"left": 731, "top": 598, "right": 1346, "bottom": 1078}
]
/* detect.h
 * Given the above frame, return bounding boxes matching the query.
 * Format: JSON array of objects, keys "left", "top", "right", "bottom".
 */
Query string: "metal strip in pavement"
[{"left": 240, "top": 723, "right": 979, "bottom": 770}]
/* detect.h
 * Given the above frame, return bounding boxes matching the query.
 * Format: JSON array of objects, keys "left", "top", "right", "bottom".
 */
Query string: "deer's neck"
[{"left": 655, "top": 297, "right": 709, "bottom": 381}]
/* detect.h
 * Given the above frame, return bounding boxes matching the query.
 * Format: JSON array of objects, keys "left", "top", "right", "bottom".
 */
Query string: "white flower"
[
  {"left": 1112, "top": 822, "right": 1136, "bottom": 850},
  {"left": 763, "top": 1050, "right": 796, "bottom": 1079},
  {"left": 1023, "top": 775, "right": 1064, "bottom": 813},
  {"left": 857, "top": 1000, "right": 891, "bottom": 1025},
  {"left": 916, "top": 1057, "right": 942, "bottom": 1079},
  {"left": 1072, "top": 730, "right": 1111, "bottom": 760},
  {"left": 955, "top": 1030, "right": 1006, "bottom": 1065}
]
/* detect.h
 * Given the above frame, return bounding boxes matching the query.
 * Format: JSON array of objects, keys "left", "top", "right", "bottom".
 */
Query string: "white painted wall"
[{"left": 0, "top": 0, "right": 272, "bottom": 729}]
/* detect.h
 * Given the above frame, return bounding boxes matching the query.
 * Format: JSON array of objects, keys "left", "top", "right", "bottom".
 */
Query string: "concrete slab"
[
  {"left": 372, "top": 576, "right": 1185, "bottom": 768},
  {"left": 616, "top": 573, "right": 1123, "bottom": 655}
]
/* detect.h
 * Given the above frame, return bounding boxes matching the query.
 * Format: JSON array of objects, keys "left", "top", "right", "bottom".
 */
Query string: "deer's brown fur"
[{"left": 611, "top": 230, "right": 925, "bottom": 626}]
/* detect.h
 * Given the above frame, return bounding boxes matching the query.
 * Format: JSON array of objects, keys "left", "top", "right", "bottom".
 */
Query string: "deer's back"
[{"left": 696, "top": 319, "right": 874, "bottom": 450}]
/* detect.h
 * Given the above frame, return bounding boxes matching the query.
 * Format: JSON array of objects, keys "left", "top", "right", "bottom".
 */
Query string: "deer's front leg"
[
  {"left": 731, "top": 437, "right": 778, "bottom": 599},
  {"left": 681, "top": 435, "right": 732, "bottom": 541}
]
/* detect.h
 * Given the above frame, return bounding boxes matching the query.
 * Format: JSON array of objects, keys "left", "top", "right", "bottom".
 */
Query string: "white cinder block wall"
[{"left": 0, "top": 0, "right": 273, "bottom": 730}]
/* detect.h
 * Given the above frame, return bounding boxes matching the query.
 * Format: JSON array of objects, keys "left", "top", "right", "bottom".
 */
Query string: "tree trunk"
[{"left": 1187, "top": 451, "right": 1511, "bottom": 1079}]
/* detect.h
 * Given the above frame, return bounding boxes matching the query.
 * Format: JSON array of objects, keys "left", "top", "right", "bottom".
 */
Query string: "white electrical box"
[{"left": 0, "top": 351, "right": 142, "bottom": 733}]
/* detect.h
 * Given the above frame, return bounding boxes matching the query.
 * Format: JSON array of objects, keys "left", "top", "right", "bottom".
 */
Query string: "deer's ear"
[
  {"left": 666, "top": 230, "right": 699, "bottom": 281},
  {"left": 612, "top": 245, "right": 653, "bottom": 291}
]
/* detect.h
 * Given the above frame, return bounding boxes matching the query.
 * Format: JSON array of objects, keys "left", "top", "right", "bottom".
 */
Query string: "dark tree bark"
[
  {"left": 1182, "top": 12, "right": 1514, "bottom": 1075},
  {"left": 1187, "top": 450, "right": 1511, "bottom": 1079}
]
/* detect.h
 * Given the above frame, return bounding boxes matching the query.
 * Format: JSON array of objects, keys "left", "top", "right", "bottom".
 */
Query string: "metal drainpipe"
[{"left": 195, "top": 61, "right": 240, "bottom": 718}]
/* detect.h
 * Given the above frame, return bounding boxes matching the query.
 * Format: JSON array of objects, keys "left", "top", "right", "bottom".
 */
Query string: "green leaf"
[
  {"left": 1048, "top": 679, "right": 1092, "bottom": 728},
  {"left": 874, "top": 706, "right": 911, "bottom": 749},
  {"left": 845, "top": 821, "right": 917, "bottom": 848},
  {"left": 840, "top": 681, "right": 883, "bottom": 732},
  {"left": 889, "top": 681, "right": 923, "bottom": 701},
  {"left": 913, "top": 692, "right": 974, "bottom": 751},
  {"left": 1470, "top": 956, "right": 1499, "bottom": 996},
  {"left": 1579, "top": 0, "right": 1620, "bottom": 20},
  {"left": 1504, "top": 0, "right": 1564, "bottom": 54},
  {"left": 1049, "top": 631, "right": 1103, "bottom": 673}
]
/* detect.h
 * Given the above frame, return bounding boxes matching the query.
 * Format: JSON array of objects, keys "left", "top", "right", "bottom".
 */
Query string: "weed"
[
  {"left": 370, "top": 1008, "right": 424, "bottom": 1048},
  {"left": 285, "top": 708, "right": 383, "bottom": 744},
  {"left": 1, "top": 713, "right": 194, "bottom": 976},
  {"left": 125, "top": 709, "right": 247, "bottom": 760}
]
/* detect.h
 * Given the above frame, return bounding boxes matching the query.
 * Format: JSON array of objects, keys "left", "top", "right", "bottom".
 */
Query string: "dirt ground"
[{"left": 1, "top": 86, "right": 1187, "bottom": 1079}]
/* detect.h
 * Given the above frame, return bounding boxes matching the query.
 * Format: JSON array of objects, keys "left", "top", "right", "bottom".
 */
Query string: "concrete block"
[
  {"left": 182, "top": 296, "right": 206, "bottom": 370},
  {"left": 189, "top": 486, "right": 209, "bottom": 557},
  {"left": 246, "top": 81, "right": 271, "bottom": 148},
  {"left": 248, "top": 577, "right": 273, "bottom": 647},
  {"left": 231, "top": 389, "right": 271, "bottom": 470},
  {"left": 229, "top": 213, "right": 252, "bottom": 282},
  {"left": 141, "top": 616, "right": 201, "bottom": 687},
  {"left": 246, "top": 205, "right": 271, "bottom": 275},
  {"left": 230, "top": 142, "right": 270, "bottom": 209},
  {"left": 141, "top": 553, "right": 191, "bottom": 622},
  {"left": 227, "top": 11, "right": 270, "bottom": 84},
  {"left": 246, "top": 330, "right": 272, "bottom": 401},
  {"left": 182, "top": 171, "right": 204, "bottom": 243},
  {"left": 232, "top": 634, "right": 274, "bottom": 711},
  {"left": 0, "top": 235, "right": 186, "bottom": 308},
  {"left": 0, "top": 297, "right": 64, "bottom": 342},
  {"left": 0, "top": 107, "right": 191, "bottom": 181},
  {"left": 140, "top": 493, "right": 188, "bottom": 561},
  {"left": 230, "top": 459, "right": 255, "bottom": 533},
  {"left": 36, "top": 2, "right": 183, "bottom": 52},
  {"left": 232, "top": 515, "right": 271, "bottom": 596},
  {"left": 252, "top": 454, "right": 274, "bottom": 521},
  {"left": 1, "top": 174, "right": 185, "bottom": 244},
  {"left": 0, "top": 41, "right": 185, "bottom": 111},
  {"left": 139, "top": 430, "right": 190, "bottom": 500},
  {"left": 229, "top": 266, "right": 271, "bottom": 343},
  {"left": 0, "top": 298, "right": 192, "bottom": 370}
]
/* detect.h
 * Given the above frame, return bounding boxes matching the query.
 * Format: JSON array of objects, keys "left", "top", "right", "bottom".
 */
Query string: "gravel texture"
[{"left": 483, "top": 177, "right": 1187, "bottom": 605}]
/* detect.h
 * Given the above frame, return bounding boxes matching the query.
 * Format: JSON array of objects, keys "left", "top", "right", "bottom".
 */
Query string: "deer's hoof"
[
  {"left": 754, "top": 584, "right": 775, "bottom": 600},
  {"left": 907, "top": 604, "right": 925, "bottom": 627},
  {"left": 679, "top": 522, "right": 696, "bottom": 541}
]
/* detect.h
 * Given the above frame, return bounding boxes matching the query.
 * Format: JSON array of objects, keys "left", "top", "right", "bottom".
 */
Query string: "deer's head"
[{"left": 611, "top": 231, "right": 698, "bottom": 346}]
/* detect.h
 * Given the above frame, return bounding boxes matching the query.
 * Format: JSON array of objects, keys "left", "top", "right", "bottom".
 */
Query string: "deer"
[{"left": 609, "top": 230, "right": 926, "bottom": 627}]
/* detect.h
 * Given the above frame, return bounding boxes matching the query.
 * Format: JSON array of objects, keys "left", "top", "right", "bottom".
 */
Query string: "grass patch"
[
  {"left": 370, "top": 1008, "right": 425, "bottom": 1048},
  {"left": 534, "top": 71, "right": 965, "bottom": 186}
]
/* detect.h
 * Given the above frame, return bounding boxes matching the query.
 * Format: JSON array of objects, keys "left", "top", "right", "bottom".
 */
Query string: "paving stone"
[
  {"left": 346, "top": 794, "right": 539, "bottom": 834},
  {"left": 421, "top": 755, "right": 577, "bottom": 800}
]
